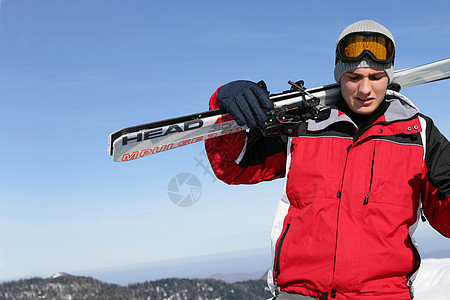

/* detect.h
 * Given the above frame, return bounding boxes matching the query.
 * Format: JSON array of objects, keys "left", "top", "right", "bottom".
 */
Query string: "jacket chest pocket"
[
  {"left": 360, "top": 139, "right": 424, "bottom": 209},
  {"left": 286, "top": 136, "right": 351, "bottom": 206}
]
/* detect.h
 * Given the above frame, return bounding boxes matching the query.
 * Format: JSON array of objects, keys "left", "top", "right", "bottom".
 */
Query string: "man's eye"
[{"left": 370, "top": 75, "right": 384, "bottom": 80}]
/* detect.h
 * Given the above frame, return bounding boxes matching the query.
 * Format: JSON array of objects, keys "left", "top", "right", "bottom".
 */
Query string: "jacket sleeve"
[
  {"left": 421, "top": 115, "right": 450, "bottom": 238},
  {"left": 205, "top": 87, "right": 287, "bottom": 185}
]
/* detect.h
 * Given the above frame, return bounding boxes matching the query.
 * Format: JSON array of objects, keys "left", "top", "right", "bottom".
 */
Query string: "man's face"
[{"left": 340, "top": 67, "right": 389, "bottom": 115}]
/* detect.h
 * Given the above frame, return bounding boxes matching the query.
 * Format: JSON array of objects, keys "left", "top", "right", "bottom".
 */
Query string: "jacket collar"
[{"left": 307, "top": 90, "right": 420, "bottom": 132}]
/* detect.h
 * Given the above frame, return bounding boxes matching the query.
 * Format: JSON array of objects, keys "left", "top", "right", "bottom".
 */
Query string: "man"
[{"left": 205, "top": 20, "right": 450, "bottom": 299}]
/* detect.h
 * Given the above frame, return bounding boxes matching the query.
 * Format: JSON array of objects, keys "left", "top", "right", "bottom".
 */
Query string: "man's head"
[
  {"left": 335, "top": 20, "right": 395, "bottom": 114},
  {"left": 334, "top": 20, "right": 395, "bottom": 83}
]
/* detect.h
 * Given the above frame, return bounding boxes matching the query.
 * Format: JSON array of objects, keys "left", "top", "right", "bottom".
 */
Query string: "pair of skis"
[{"left": 108, "top": 58, "right": 450, "bottom": 162}]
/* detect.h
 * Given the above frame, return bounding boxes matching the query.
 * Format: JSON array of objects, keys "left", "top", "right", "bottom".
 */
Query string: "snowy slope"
[{"left": 413, "top": 258, "right": 450, "bottom": 300}]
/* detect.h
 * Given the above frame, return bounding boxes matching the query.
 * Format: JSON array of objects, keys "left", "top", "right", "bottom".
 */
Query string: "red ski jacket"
[{"left": 205, "top": 89, "right": 450, "bottom": 299}]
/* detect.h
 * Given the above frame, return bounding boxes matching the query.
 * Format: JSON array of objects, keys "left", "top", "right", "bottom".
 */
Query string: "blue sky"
[{"left": 1, "top": 0, "right": 450, "bottom": 283}]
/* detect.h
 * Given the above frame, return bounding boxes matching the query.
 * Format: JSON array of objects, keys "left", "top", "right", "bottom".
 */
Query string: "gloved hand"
[{"left": 217, "top": 80, "right": 274, "bottom": 128}]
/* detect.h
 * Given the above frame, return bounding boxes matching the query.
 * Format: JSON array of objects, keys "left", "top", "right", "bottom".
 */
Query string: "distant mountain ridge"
[
  {"left": 83, "top": 247, "right": 272, "bottom": 285},
  {"left": 208, "top": 271, "right": 267, "bottom": 283},
  {"left": 0, "top": 272, "right": 272, "bottom": 300},
  {"left": 421, "top": 248, "right": 450, "bottom": 259}
]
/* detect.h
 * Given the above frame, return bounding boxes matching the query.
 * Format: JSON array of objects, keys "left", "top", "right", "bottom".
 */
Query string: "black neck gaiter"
[{"left": 336, "top": 96, "right": 389, "bottom": 131}]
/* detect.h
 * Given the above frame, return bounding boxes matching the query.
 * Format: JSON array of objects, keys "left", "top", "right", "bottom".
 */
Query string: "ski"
[{"left": 108, "top": 58, "right": 450, "bottom": 162}]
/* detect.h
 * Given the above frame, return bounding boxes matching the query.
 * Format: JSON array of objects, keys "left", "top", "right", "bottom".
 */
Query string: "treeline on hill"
[{"left": 0, "top": 273, "right": 273, "bottom": 300}]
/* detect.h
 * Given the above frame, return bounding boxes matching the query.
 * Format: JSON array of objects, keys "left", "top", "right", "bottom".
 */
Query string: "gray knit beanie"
[{"left": 334, "top": 20, "right": 395, "bottom": 83}]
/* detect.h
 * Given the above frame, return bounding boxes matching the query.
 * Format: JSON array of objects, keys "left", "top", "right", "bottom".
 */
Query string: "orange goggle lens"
[{"left": 338, "top": 33, "right": 394, "bottom": 62}]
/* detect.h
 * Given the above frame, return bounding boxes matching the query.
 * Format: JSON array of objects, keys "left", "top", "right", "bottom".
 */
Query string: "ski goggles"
[{"left": 336, "top": 32, "right": 395, "bottom": 64}]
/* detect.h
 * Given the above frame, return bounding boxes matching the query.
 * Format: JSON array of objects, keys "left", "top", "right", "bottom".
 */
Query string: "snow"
[
  {"left": 50, "top": 272, "right": 71, "bottom": 279},
  {"left": 413, "top": 258, "right": 450, "bottom": 300}
]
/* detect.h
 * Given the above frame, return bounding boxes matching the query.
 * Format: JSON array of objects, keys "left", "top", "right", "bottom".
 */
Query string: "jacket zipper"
[
  {"left": 363, "top": 144, "right": 376, "bottom": 205},
  {"left": 274, "top": 223, "right": 290, "bottom": 295},
  {"left": 337, "top": 143, "right": 353, "bottom": 199},
  {"left": 406, "top": 235, "right": 421, "bottom": 298}
]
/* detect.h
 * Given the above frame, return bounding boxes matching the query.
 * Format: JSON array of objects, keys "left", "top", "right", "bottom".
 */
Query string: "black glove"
[{"left": 217, "top": 80, "right": 274, "bottom": 128}]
